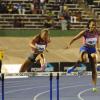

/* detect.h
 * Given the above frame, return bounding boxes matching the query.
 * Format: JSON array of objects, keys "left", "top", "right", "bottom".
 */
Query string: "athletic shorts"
[
  {"left": 80, "top": 45, "right": 96, "bottom": 54},
  {"left": 28, "top": 53, "right": 38, "bottom": 62}
]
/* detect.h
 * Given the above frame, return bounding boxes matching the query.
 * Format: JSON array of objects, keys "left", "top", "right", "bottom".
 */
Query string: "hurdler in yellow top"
[
  {"left": 0, "top": 50, "right": 4, "bottom": 60},
  {"left": 0, "top": 50, "right": 4, "bottom": 73}
]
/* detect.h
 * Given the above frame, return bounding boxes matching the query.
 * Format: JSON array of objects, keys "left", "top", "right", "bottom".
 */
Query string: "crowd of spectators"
[
  {"left": 0, "top": 0, "right": 47, "bottom": 14},
  {"left": 0, "top": 0, "right": 79, "bottom": 14},
  {"left": 0, "top": 0, "right": 94, "bottom": 29},
  {"left": 0, "top": 1, "right": 26, "bottom": 14}
]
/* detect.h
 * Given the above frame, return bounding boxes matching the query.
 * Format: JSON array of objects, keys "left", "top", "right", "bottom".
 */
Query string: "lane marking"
[
  {"left": 33, "top": 84, "right": 91, "bottom": 100},
  {"left": 0, "top": 85, "right": 49, "bottom": 96},
  {"left": 77, "top": 88, "right": 92, "bottom": 100},
  {"left": 77, "top": 86, "right": 100, "bottom": 100},
  {"left": 0, "top": 81, "right": 87, "bottom": 95}
]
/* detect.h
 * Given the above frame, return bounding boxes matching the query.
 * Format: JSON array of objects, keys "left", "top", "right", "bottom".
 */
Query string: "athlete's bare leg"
[
  {"left": 67, "top": 52, "right": 88, "bottom": 73},
  {"left": 20, "top": 59, "right": 32, "bottom": 72},
  {"left": 35, "top": 53, "right": 46, "bottom": 71},
  {"left": 90, "top": 54, "right": 97, "bottom": 87},
  {"left": 88, "top": 53, "right": 97, "bottom": 91}
]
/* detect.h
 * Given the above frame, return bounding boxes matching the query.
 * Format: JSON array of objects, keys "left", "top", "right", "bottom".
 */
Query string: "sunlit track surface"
[{"left": 0, "top": 75, "right": 100, "bottom": 100}]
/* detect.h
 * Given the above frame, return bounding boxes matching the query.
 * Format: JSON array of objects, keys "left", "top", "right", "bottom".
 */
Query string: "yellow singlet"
[{"left": 0, "top": 50, "right": 4, "bottom": 60}]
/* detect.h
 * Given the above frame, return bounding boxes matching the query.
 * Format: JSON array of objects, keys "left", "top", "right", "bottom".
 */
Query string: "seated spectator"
[
  {"left": 29, "top": 2, "right": 35, "bottom": 14},
  {"left": 18, "top": 3, "right": 25, "bottom": 14},
  {"left": 34, "top": 0, "right": 41, "bottom": 14},
  {"left": 13, "top": 3, "right": 19, "bottom": 14},
  {"left": 0, "top": 1, "right": 7, "bottom": 13},
  {"left": 60, "top": 16, "right": 67, "bottom": 31},
  {"left": 6, "top": 2, "right": 13, "bottom": 14},
  {"left": 44, "top": 16, "right": 54, "bottom": 28},
  {"left": 59, "top": 4, "right": 70, "bottom": 30},
  {"left": 76, "top": 10, "right": 82, "bottom": 22}
]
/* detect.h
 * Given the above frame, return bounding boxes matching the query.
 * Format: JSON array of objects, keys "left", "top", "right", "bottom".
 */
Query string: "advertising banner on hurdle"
[
  {"left": 60, "top": 62, "right": 91, "bottom": 71},
  {"left": 2, "top": 64, "right": 22, "bottom": 73},
  {"left": 1, "top": 62, "right": 60, "bottom": 73},
  {"left": 28, "top": 62, "right": 60, "bottom": 72},
  {"left": 2, "top": 62, "right": 100, "bottom": 73}
]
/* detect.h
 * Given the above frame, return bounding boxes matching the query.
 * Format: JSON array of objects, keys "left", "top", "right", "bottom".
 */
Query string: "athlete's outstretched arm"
[
  {"left": 29, "top": 36, "right": 37, "bottom": 49},
  {"left": 67, "top": 30, "right": 85, "bottom": 48},
  {"left": 97, "top": 34, "right": 100, "bottom": 53}
]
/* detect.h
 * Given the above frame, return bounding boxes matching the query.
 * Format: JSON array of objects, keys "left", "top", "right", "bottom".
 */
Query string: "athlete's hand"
[
  {"left": 65, "top": 44, "right": 71, "bottom": 49},
  {"left": 97, "top": 48, "right": 100, "bottom": 54},
  {"left": 30, "top": 44, "right": 37, "bottom": 50},
  {"left": 45, "top": 48, "right": 49, "bottom": 52}
]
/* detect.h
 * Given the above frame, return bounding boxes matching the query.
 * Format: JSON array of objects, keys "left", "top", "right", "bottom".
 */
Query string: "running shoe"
[
  {"left": 92, "top": 87, "right": 97, "bottom": 92},
  {"left": 67, "top": 66, "right": 75, "bottom": 73}
]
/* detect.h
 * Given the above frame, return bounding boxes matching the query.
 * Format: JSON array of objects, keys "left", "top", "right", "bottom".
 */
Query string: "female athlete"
[
  {"left": 66, "top": 19, "right": 100, "bottom": 91},
  {"left": 20, "top": 28, "right": 50, "bottom": 72}
]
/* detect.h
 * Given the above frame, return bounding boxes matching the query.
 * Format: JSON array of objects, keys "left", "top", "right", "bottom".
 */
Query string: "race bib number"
[
  {"left": 36, "top": 44, "right": 46, "bottom": 52},
  {"left": 85, "top": 38, "right": 97, "bottom": 46}
]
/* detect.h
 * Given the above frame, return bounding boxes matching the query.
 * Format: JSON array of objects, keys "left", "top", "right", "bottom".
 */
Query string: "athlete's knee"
[
  {"left": 91, "top": 53, "right": 96, "bottom": 58},
  {"left": 91, "top": 53, "right": 97, "bottom": 63},
  {"left": 80, "top": 52, "right": 88, "bottom": 62},
  {"left": 20, "top": 59, "right": 32, "bottom": 72}
]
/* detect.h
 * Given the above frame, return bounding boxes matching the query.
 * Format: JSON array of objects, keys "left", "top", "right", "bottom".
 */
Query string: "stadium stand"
[
  {"left": 0, "top": 0, "right": 99, "bottom": 29},
  {"left": 88, "top": 0, "right": 100, "bottom": 18}
]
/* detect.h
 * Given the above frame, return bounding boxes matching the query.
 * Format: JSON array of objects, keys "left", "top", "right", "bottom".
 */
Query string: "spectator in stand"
[
  {"left": 13, "top": 3, "right": 20, "bottom": 14},
  {"left": 0, "top": 1, "right": 7, "bottom": 13},
  {"left": 76, "top": 10, "right": 82, "bottom": 22},
  {"left": 34, "top": 0, "right": 41, "bottom": 14},
  {"left": 40, "top": 0, "right": 45, "bottom": 14},
  {"left": 6, "top": 2, "right": 13, "bottom": 14},
  {"left": 44, "top": 16, "right": 54, "bottom": 28},
  {"left": 29, "top": 2, "right": 35, "bottom": 14},
  {"left": 60, "top": 4, "right": 70, "bottom": 30},
  {"left": 44, "top": 10, "right": 55, "bottom": 28},
  {"left": 18, "top": 3, "right": 25, "bottom": 15}
]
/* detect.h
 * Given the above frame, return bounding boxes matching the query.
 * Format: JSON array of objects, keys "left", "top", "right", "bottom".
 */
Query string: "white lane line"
[
  {"left": 0, "top": 83, "right": 49, "bottom": 90},
  {"left": 77, "top": 88, "right": 92, "bottom": 100},
  {"left": 0, "top": 85, "right": 49, "bottom": 96},
  {"left": 0, "top": 82, "right": 79, "bottom": 96},
  {"left": 77, "top": 86, "right": 100, "bottom": 100},
  {"left": 3, "top": 81, "right": 48, "bottom": 89},
  {"left": 2, "top": 79, "right": 34, "bottom": 84},
  {"left": 0, "top": 81, "right": 86, "bottom": 95},
  {"left": 4, "top": 79, "right": 39, "bottom": 84},
  {"left": 3, "top": 83, "right": 41, "bottom": 89},
  {"left": 33, "top": 84, "right": 91, "bottom": 100}
]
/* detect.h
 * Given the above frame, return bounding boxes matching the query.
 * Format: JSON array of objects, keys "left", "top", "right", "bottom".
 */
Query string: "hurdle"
[
  {"left": 1, "top": 71, "right": 100, "bottom": 100},
  {"left": 1, "top": 73, "right": 4, "bottom": 100},
  {"left": 50, "top": 72, "right": 59, "bottom": 100},
  {"left": 56, "top": 73, "right": 59, "bottom": 100},
  {"left": 1, "top": 72, "right": 60, "bottom": 100},
  {"left": 50, "top": 73, "right": 53, "bottom": 100}
]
